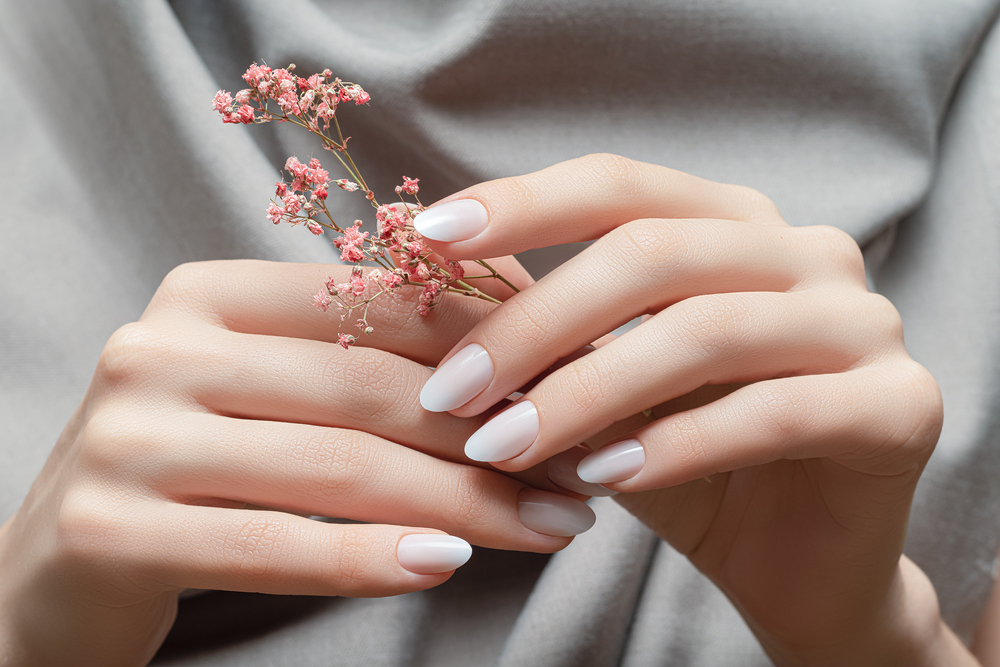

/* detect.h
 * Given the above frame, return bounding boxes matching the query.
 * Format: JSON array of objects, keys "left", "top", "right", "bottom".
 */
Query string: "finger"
[
  {"left": 418, "top": 221, "right": 867, "bottom": 417},
  {"left": 100, "top": 322, "right": 559, "bottom": 491},
  {"left": 411, "top": 153, "right": 785, "bottom": 258},
  {"left": 141, "top": 259, "right": 495, "bottom": 367},
  {"left": 464, "top": 289, "right": 890, "bottom": 470},
  {"left": 382, "top": 202, "right": 534, "bottom": 299},
  {"left": 138, "top": 414, "right": 594, "bottom": 548},
  {"left": 114, "top": 502, "right": 472, "bottom": 596},
  {"left": 457, "top": 255, "right": 535, "bottom": 300},
  {"left": 577, "top": 361, "right": 941, "bottom": 492}
]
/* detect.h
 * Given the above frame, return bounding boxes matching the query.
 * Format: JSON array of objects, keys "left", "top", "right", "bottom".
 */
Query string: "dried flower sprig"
[{"left": 214, "top": 62, "right": 516, "bottom": 348}]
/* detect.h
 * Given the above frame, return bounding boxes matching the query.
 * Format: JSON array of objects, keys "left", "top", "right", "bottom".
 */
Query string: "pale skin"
[
  {"left": 0, "top": 258, "right": 568, "bottom": 667},
  {"left": 0, "top": 153, "right": 995, "bottom": 665},
  {"left": 419, "top": 154, "right": 994, "bottom": 666}
]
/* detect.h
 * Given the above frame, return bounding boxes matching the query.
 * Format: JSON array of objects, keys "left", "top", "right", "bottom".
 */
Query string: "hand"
[
  {"left": 0, "top": 260, "right": 594, "bottom": 667},
  {"left": 412, "top": 154, "right": 958, "bottom": 665}
]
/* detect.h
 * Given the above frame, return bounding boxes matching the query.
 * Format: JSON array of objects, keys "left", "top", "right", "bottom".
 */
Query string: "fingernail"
[
  {"left": 547, "top": 446, "right": 617, "bottom": 497},
  {"left": 413, "top": 199, "right": 489, "bottom": 242},
  {"left": 465, "top": 401, "right": 538, "bottom": 462},
  {"left": 518, "top": 489, "right": 596, "bottom": 537},
  {"left": 577, "top": 439, "right": 645, "bottom": 484},
  {"left": 397, "top": 534, "right": 473, "bottom": 574},
  {"left": 420, "top": 344, "right": 494, "bottom": 412}
]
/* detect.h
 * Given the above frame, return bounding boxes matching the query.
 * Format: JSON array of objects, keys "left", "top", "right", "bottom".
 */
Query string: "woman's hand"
[
  {"left": 412, "top": 154, "right": 965, "bottom": 665},
  {"left": 0, "top": 260, "right": 594, "bottom": 667}
]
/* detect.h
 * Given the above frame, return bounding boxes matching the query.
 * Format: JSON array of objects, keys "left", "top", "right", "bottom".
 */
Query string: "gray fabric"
[{"left": 1, "top": 0, "right": 999, "bottom": 664}]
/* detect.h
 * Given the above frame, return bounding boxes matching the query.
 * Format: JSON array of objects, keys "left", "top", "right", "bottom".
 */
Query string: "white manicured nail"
[
  {"left": 518, "top": 489, "right": 596, "bottom": 537},
  {"left": 420, "top": 344, "right": 494, "bottom": 412},
  {"left": 577, "top": 439, "right": 645, "bottom": 484},
  {"left": 413, "top": 199, "right": 489, "bottom": 242},
  {"left": 465, "top": 401, "right": 539, "bottom": 462},
  {"left": 547, "top": 446, "right": 617, "bottom": 497},
  {"left": 397, "top": 534, "right": 472, "bottom": 574}
]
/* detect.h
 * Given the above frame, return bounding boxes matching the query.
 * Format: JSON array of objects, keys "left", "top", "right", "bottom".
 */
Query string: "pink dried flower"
[
  {"left": 266, "top": 202, "right": 285, "bottom": 224},
  {"left": 212, "top": 90, "right": 233, "bottom": 113},
  {"left": 285, "top": 156, "right": 306, "bottom": 176},
  {"left": 243, "top": 63, "right": 268, "bottom": 87},
  {"left": 446, "top": 260, "right": 465, "bottom": 281},
  {"left": 282, "top": 193, "right": 302, "bottom": 216},
  {"left": 307, "top": 159, "right": 329, "bottom": 186},
  {"left": 395, "top": 176, "right": 419, "bottom": 195},
  {"left": 298, "top": 73, "right": 321, "bottom": 90},
  {"left": 314, "top": 101, "right": 336, "bottom": 126},
  {"left": 339, "top": 84, "right": 370, "bottom": 105},
  {"left": 384, "top": 272, "right": 404, "bottom": 290},
  {"left": 277, "top": 91, "right": 301, "bottom": 115},
  {"left": 314, "top": 291, "right": 332, "bottom": 311},
  {"left": 333, "top": 222, "right": 369, "bottom": 263},
  {"left": 349, "top": 272, "right": 367, "bottom": 296},
  {"left": 218, "top": 63, "right": 517, "bottom": 348}
]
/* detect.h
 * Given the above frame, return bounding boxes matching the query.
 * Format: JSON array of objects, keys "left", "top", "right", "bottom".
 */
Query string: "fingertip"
[
  {"left": 396, "top": 533, "right": 473, "bottom": 575},
  {"left": 577, "top": 439, "right": 646, "bottom": 485}
]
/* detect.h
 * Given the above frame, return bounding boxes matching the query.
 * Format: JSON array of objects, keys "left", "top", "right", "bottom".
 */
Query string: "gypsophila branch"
[{"left": 213, "top": 62, "right": 516, "bottom": 348}]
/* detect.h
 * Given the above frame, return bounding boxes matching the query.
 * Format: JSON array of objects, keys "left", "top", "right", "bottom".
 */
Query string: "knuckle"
[
  {"left": 674, "top": 296, "right": 747, "bottom": 361},
  {"left": 806, "top": 225, "right": 865, "bottom": 279},
  {"left": 330, "top": 529, "right": 371, "bottom": 590},
  {"left": 890, "top": 362, "right": 944, "bottom": 447},
  {"left": 493, "top": 171, "right": 548, "bottom": 217},
  {"left": 601, "top": 219, "right": 686, "bottom": 277},
  {"left": 221, "top": 515, "right": 293, "bottom": 579},
  {"left": 669, "top": 412, "right": 715, "bottom": 470},
  {"left": 153, "top": 262, "right": 218, "bottom": 314},
  {"left": 75, "top": 409, "right": 140, "bottom": 474},
  {"left": 751, "top": 382, "right": 810, "bottom": 443},
  {"left": 95, "top": 322, "right": 169, "bottom": 388},
  {"left": 327, "top": 348, "right": 408, "bottom": 425},
  {"left": 731, "top": 185, "right": 781, "bottom": 221},
  {"left": 498, "top": 296, "right": 562, "bottom": 352},
  {"left": 862, "top": 293, "right": 905, "bottom": 344},
  {"left": 55, "top": 489, "right": 124, "bottom": 567},
  {"left": 574, "top": 153, "right": 646, "bottom": 199},
  {"left": 298, "top": 428, "right": 376, "bottom": 501},
  {"left": 446, "top": 465, "right": 492, "bottom": 527},
  {"left": 561, "top": 355, "right": 608, "bottom": 413}
]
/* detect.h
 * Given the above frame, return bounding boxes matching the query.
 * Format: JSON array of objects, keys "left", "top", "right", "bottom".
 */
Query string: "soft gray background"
[{"left": 1, "top": 0, "right": 999, "bottom": 664}]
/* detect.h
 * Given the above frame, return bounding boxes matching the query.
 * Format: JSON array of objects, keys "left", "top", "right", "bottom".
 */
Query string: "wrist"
[{"left": 762, "top": 556, "right": 978, "bottom": 667}]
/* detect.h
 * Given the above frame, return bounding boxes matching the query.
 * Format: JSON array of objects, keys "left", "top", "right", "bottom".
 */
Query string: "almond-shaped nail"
[
  {"left": 420, "top": 344, "right": 494, "bottom": 412},
  {"left": 465, "top": 401, "right": 538, "bottom": 462},
  {"left": 547, "top": 446, "right": 617, "bottom": 497},
  {"left": 518, "top": 489, "right": 596, "bottom": 537},
  {"left": 397, "top": 534, "right": 472, "bottom": 574},
  {"left": 413, "top": 199, "right": 489, "bottom": 242},
  {"left": 577, "top": 439, "right": 645, "bottom": 484}
]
